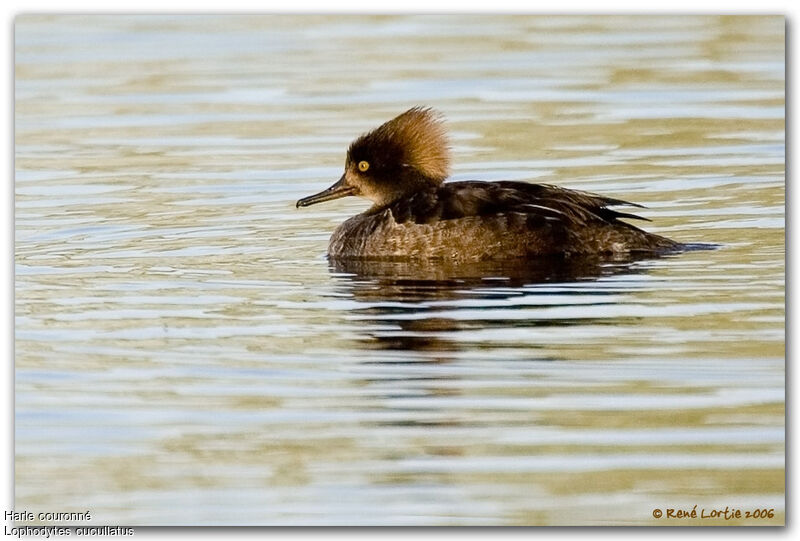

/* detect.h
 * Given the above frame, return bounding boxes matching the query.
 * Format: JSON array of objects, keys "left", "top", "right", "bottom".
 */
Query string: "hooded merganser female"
[{"left": 297, "top": 107, "right": 679, "bottom": 260}]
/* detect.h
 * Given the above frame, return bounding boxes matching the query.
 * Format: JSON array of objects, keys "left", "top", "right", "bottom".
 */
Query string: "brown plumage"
[
  {"left": 297, "top": 107, "right": 680, "bottom": 261},
  {"left": 350, "top": 106, "right": 450, "bottom": 183}
]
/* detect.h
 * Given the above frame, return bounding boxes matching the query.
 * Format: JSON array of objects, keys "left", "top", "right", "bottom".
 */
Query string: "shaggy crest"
[{"left": 354, "top": 106, "right": 451, "bottom": 182}]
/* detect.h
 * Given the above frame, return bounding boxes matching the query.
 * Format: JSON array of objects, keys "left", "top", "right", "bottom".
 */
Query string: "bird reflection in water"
[{"left": 329, "top": 253, "right": 666, "bottom": 357}]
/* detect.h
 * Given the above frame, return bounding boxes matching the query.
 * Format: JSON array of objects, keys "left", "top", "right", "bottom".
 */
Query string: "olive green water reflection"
[{"left": 15, "top": 15, "right": 784, "bottom": 525}]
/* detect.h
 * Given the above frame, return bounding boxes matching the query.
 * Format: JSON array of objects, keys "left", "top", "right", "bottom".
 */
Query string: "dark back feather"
[{"left": 386, "top": 181, "right": 649, "bottom": 228}]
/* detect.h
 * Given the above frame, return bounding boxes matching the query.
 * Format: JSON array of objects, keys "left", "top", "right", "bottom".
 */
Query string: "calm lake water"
[{"left": 14, "top": 15, "right": 784, "bottom": 526}]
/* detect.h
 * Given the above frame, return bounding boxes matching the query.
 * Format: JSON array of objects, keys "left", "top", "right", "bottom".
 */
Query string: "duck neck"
[{"left": 368, "top": 171, "right": 441, "bottom": 213}]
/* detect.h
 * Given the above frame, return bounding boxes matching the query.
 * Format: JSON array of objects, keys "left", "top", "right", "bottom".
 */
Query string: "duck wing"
[{"left": 388, "top": 181, "right": 650, "bottom": 227}]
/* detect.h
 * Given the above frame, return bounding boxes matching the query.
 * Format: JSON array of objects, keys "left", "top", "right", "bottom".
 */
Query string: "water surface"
[{"left": 15, "top": 14, "right": 784, "bottom": 525}]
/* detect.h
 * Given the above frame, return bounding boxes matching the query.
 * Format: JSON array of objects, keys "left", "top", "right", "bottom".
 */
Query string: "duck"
[{"left": 296, "top": 106, "right": 679, "bottom": 261}]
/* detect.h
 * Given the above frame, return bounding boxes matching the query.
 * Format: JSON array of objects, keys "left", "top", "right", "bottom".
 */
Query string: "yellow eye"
[{"left": 358, "top": 160, "right": 370, "bottom": 172}]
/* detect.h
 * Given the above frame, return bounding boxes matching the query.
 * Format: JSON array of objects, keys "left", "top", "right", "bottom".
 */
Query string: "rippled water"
[{"left": 15, "top": 15, "right": 784, "bottom": 525}]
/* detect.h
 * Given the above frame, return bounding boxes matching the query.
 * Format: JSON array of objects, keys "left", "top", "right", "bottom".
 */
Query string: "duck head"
[{"left": 296, "top": 106, "right": 451, "bottom": 210}]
